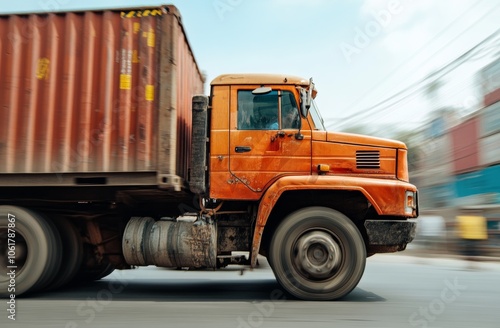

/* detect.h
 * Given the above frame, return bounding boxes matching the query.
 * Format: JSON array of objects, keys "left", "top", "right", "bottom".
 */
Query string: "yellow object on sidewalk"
[{"left": 456, "top": 215, "right": 488, "bottom": 240}]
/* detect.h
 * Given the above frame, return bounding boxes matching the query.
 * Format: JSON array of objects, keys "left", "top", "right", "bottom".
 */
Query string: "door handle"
[{"left": 235, "top": 146, "right": 252, "bottom": 153}]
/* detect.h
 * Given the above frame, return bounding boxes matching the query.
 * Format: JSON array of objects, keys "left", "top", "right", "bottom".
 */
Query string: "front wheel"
[{"left": 269, "top": 207, "right": 366, "bottom": 301}]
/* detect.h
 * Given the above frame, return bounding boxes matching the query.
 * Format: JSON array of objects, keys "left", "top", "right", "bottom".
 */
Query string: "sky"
[{"left": 1, "top": 0, "right": 499, "bottom": 135}]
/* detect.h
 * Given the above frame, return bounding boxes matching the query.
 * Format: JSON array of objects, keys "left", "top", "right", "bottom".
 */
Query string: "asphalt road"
[{"left": 2, "top": 253, "right": 499, "bottom": 328}]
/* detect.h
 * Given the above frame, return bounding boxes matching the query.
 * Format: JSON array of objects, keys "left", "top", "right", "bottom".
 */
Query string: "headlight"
[{"left": 405, "top": 190, "right": 417, "bottom": 216}]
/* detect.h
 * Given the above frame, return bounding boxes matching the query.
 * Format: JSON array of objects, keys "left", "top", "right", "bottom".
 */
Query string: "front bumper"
[{"left": 364, "top": 219, "right": 417, "bottom": 253}]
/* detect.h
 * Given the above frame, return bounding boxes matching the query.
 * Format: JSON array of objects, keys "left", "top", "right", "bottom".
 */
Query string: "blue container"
[
  {"left": 455, "top": 170, "right": 487, "bottom": 198},
  {"left": 484, "top": 165, "right": 500, "bottom": 194},
  {"left": 454, "top": 164, "right": 500, "bottom": 201}
]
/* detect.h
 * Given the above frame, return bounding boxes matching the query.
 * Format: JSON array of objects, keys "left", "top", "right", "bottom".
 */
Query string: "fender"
[{"left": 250, "top": 175, "right": 417, "bottom": 267}]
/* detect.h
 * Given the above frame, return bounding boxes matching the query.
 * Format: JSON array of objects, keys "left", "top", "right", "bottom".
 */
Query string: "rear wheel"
[
  {"left": 0, "top": 206, "right": 62, "bottom": 296},
  {"left": 45, "top": 217, "right": 83, "bottom": 290},
  {"left": 269, "top": 207, "right": 366, "bottom": 301},
  {"left": 73, "top": 242, "right": 115, "bottom": 284},
  {"left": 73, "top": 261, "right": 115, "bottom": 283},
  {"left": 92, "top": 263, "right": 115, "bottom": 281}
]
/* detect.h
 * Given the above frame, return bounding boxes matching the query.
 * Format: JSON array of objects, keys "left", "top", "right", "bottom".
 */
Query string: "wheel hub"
[{"left": 294, "top": 230, "right": 342, "bottom": 279}]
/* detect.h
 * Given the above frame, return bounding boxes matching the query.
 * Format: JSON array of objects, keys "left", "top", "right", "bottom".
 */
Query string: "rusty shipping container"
[
  {"left": 450, "top": 116, "right": 480, "bottom": 175},
  {"left": 0, "top": 5, "right": 204, "bottom": 190}
]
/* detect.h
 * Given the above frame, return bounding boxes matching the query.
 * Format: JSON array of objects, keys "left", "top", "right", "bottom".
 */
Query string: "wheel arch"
[
  {"left": 250, "top": 183, "right": 374, "bottom": 267},
  {"left": 259, "top": 189, "right": 371, "bottom": 257}
]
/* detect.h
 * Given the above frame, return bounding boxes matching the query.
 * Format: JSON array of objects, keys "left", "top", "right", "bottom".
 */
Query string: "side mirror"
[
  {"left": 300, "top": 78, "right": 315, "bottom": 118},
  {"left": 300, "top": 89, "right": 310, "bottom": 118}
]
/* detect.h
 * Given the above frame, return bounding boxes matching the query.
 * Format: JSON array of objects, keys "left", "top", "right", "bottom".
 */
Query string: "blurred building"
[{"left": 411, "top": 57, "right": 500, "bottom": 257}]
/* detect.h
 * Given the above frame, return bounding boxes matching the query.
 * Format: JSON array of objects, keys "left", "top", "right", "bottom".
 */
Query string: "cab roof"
[{"left": 211, "top": 74, "right": 310, "bottom": 86}]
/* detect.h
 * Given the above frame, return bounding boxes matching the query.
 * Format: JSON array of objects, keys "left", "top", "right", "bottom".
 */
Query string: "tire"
[
  {"left": 269, "top": 207, "right": 366, "bottom": 301},
  {"left": 0, "top": 206, "right": 62, "bottom": 297},
  {"left": 44, "top": 217, "right": 83, "bottom": 291},
  {"left": 74, "top": 261, "right": 115, "bottom": 283},
  {"left": 72, "top": 240, "right": 115, "bottom": 284},
  {"left": 32, "top": 213, "right": 63, "bottom": 292},
  {"left": 93, "top": 263, "right": 115, "bottom": 280}
]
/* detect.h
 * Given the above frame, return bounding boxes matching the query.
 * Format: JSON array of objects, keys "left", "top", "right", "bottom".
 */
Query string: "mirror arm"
[{"left": 294, "top": 114, "right": 304, "bottom": 140}]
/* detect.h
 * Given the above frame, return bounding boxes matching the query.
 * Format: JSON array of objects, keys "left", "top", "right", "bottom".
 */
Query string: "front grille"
[{"left": 356, "top": 150, "right": 380, "bottom": 169}]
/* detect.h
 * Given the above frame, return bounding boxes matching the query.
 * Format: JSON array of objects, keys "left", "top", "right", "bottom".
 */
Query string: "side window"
[
  {"left": 238, "top": 90, "right": 279, "bottom": 130},
  {"left": 281, "top": 91, "right": 300, "bottom": 129}
]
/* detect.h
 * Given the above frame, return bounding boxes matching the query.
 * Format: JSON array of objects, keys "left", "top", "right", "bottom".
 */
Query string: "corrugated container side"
[
  {"left": 156, "top": 6, "right": 205, "bottom": 188},
  {"left": 0, "top": 16, "right": 8, "bottom": 170},
  {"left": 1, "top": 12, "right": 123, "bottom": 173},
  {"left": 450, "top": 116, "right": 480, "bottom": 174},
  {"left": 0, "top": 6, "right": 204, "bottom": 187}
]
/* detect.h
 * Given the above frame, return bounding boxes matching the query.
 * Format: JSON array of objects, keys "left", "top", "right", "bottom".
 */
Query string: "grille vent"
[{"left": 356, "top": 150, "right": 380, "bottom": 169}]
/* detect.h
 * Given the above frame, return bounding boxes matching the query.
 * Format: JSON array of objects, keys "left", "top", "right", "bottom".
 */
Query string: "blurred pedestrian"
[{"left": 456, "top": 211, "right": 488, "bottom": 262}]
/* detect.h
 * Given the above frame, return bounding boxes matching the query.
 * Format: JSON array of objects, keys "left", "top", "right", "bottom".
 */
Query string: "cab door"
[{"left": 228, "top": 86, "right": 312, "bottom": 200}]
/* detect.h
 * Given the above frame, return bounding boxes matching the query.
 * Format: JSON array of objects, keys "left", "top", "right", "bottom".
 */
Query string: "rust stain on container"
[
  {"left": 450, "top": 116, "right": 480, "bottom": 174},
  {"left": 0, "top": 6, "right": 204, "bottom": 182}
]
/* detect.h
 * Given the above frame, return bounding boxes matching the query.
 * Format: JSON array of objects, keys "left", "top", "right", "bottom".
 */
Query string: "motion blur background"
[{"left": 1, "top": 0, "right": 500, "bottom": 258}]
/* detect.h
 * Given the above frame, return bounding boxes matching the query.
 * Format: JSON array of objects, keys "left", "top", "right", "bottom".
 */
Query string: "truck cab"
[{"left": 189, "top": 73, "right": 418, "bottom": 300}]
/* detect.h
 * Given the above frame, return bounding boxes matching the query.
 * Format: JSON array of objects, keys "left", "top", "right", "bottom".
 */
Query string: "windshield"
[{"left": 309, "top": 100, "right": 326, "bottom": 131}]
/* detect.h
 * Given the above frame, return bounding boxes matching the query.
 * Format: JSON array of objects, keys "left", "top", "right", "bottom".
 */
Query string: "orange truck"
[{"left": 0, "top": 5, "right": 418, "bottom": 300}]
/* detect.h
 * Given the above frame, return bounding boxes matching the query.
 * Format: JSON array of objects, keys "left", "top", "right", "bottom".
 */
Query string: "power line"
[
  {"left": 338, "top": 0, "right": 489, "bottom": 116},
  {"left": 328, "top": 1, "right": 500, "bottom": 129},
  {"left": 332, "top": 27, "right": 500, "bottom": 129},
  {"left": 367, "top": 40, "right": 500, "bottom": 125},
  {"left": 371, "top": 42, "right": 500, "bottom": 125},
  {"left": 335, "top": 25, "right": 500, "bottom": 128}
]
